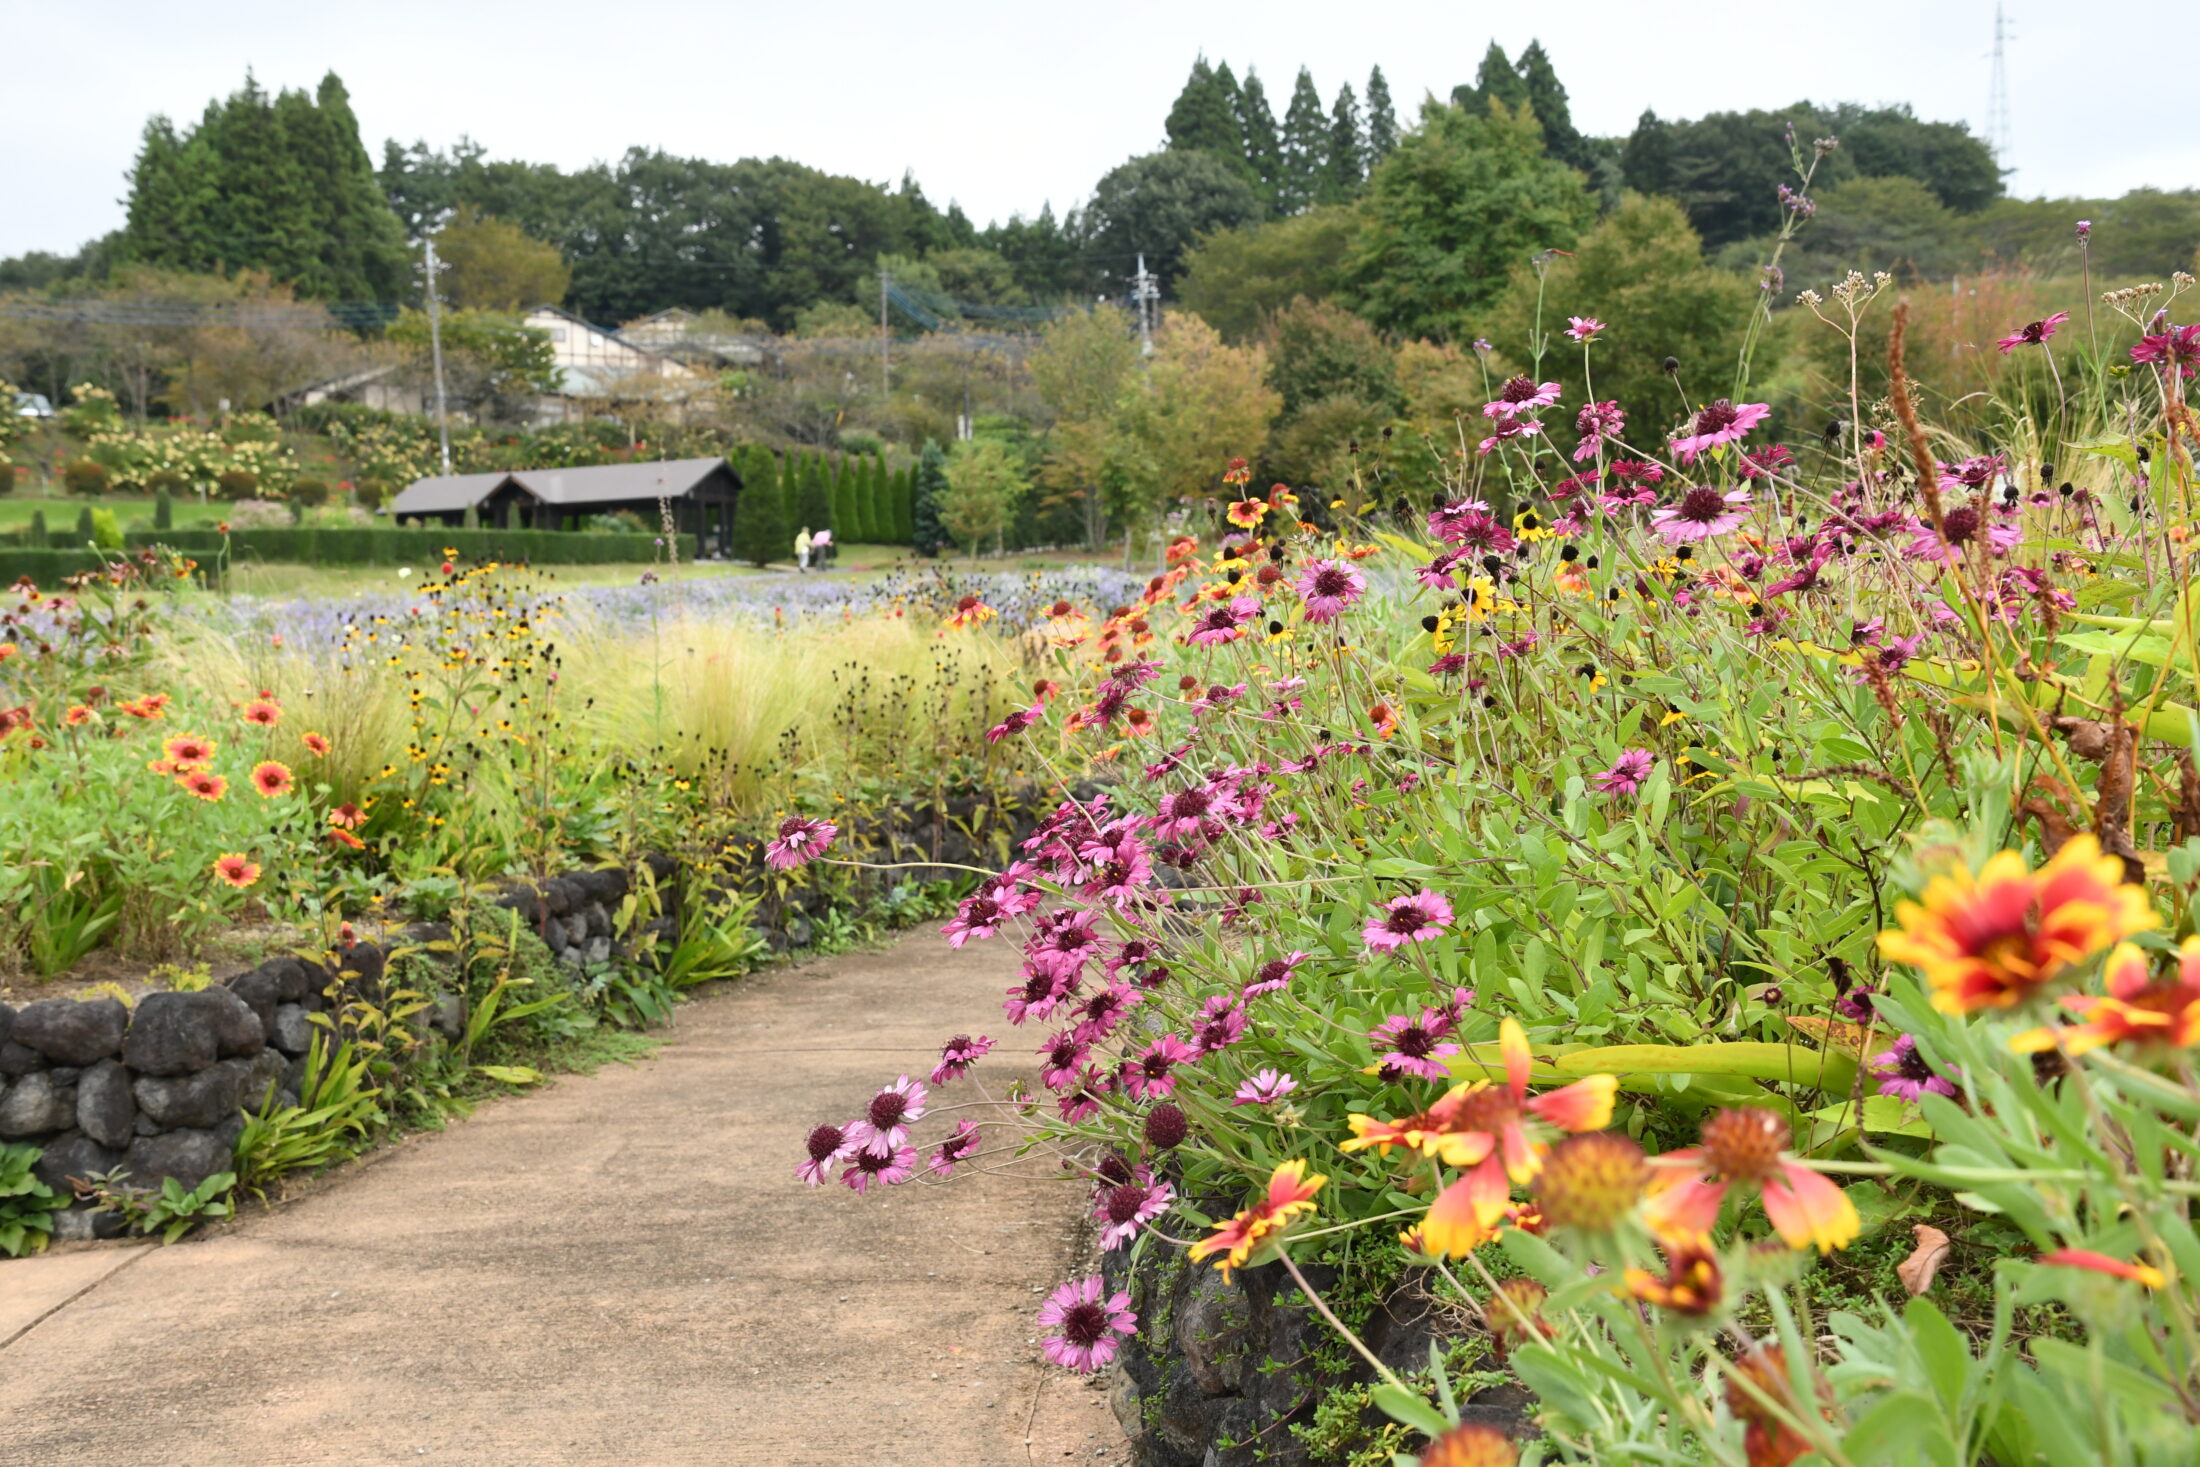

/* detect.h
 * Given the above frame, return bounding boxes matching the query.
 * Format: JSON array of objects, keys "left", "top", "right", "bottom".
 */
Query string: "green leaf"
[
  {"left": 477, "top": 1065, "right": 542, "bottom": 1085},
  {"left": 1369, "top": 1384, "right": 1450, "bottom": 1440}
]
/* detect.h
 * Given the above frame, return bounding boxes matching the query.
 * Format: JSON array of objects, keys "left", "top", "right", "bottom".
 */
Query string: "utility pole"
[
  {"left": 1132, "top": 253, "right": 1158, "bottom": 357},
  {"left": 1986, "top": 3, "right": 2014, "bottom": 170},
  {"left": 424, "top": 238, "right": 453, "bottom": 475},
  {"left": 879, "top": 270, "right": 891, "bottom": 401}
]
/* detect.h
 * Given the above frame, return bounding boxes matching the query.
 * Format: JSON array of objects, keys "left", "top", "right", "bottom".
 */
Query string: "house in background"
[
  {"left": 386, "top": 456, "right": 742, "bottom": 558},
  {"left": 619, "top": 308, "right": 775, "bottom": 371},
  {"left": 525, "top": 305, "right": 698, "bottom": 416}
]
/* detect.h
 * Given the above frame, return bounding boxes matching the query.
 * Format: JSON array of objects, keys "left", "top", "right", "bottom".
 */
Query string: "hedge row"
[
  {"left": 0, "top": 547, "right": 116, "bottom": 584},
  {"left": 125, "top": 527, "right": 700, "bottom": 567}
]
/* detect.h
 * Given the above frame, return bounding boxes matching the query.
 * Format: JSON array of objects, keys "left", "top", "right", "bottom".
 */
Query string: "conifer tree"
[
  {"left": 1237, "top": 69, "right": 1284, "bottom": 205},
  {"left": 778, "top": 450, "right": 799, "bottom": 523},
  {"left": 911, "top": 441, "right": 950, "bottom": 557},
  {"left": 892, "top": 462, "right": 915, "bottom": 542},
  {"left": 729, "top": 464, "right": 787, "bottom": 566},
  {"left": 1452, "top": 42, "right": 1529, "bottom": 116},
  {"left": 1365, "top": 67, "right": 1400, "bottom": 161},
  {"left": 154, "top": 489, "right": 174, "bottom": 531},
  {"left": 29, "top": 509, "right": 48, "bottom": 546},
  {"left": 75, "top": 506, "right": 95, "bottom": 544},
  {"left": 854, "top": 455, "right": 882, "bottom": 542},
  {"left": 1278, "top": 69, "right": 1329, "bottom": 214},
  {"left": 1322, "top": 83, "right": 1366, "bottom": 203},
  {"left": 1164, "top": 58, "right": 1246, "bottom": 165},
  {"left": 797, "top": 455, "right": 833, "bottom": 536},
  {"left": 1515, "top": 41, "right": 1590, "bottom": 172}
]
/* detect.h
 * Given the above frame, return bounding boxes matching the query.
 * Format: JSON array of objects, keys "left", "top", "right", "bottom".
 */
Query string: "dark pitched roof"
[
  {"left": 388, "top": 470, "right": 519, "bottom": 516},
  {"left": 389, "top": 457, "right": 734, "bottom": 516}
]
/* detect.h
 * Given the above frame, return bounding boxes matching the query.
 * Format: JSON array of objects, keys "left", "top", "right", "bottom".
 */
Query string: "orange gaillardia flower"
[
  {"left": 165, "top": 734, "right": 218, "bottom": 765},
  {"left": 329, "top": 803, "right": 367, "bottom": 830},
  {"left": 2038, "top": 1247, "right": 2166, "bottom": 1289},
  {"left": 328, "top": 827, "right": 367, "bottom": 850},
  {"left": 302, "top": 731, "right": 333, "bottom": 757},
  {"left": 1877, "top": 834, "right": 2155, "bottom": 1014},
  {"left": 945, "top": 595, "right": 997, "bottom": 630},
  {"left": 1643, "top": 1107, "right": 1858, "bottom": 1253},
  {"left": 1225, "top": 498, "right": 1270, "bottom": 529},
  {"left": 2012, "top": 938, "right": 2200, "bottom": 1057},
  {"left": 250, "top": 761, "right": 295, "bottom": 798},
  {"left": 1416, "top": 1423, "right": 1516, "bottom": 1467},
  {"left": 212, "top": 852, "right": 261, "bottom": 889},
  {"left": 1343, "top": 1018, "right": 1616, "bottom": 1258},
  {"left": 1483, "top": 1277, "right": 1554, "bottom": 1359},
  {"left": 177, "top": 770, "right": 229, "bottom": 802},
  {"left": 1188, "top": 1160, "right": 1324, "bottom": 1281},
  {"left": 1625, "top": 1237, "right": 1724, "bottom": 1315},
  {"left": 241, "top": 698, "right": 283, "bottom": 727},
  {"left": 1724, "top": 1343, "right": 1830, "bottom": 1467},
  {"left": 1532, "top": 1131, "right": 1648, "bottom": 1233}
]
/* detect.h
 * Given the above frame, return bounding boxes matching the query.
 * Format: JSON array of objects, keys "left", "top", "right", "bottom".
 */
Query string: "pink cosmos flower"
[
  {"left": 1483, "top": 376, "right": 1562, "bottom": 420},
  {"left": 1996, "top": 311, "right": 2069, "bottom": 353},
  {"left": 930, "top": 1033, "right": 995, "bottom": 1084},
  {"left": 1094, "top": 1170, "right": 1175, "bottom": 1250},
  {"left": 1364, "top": 889, "right": 1454, "bottom": 952},
  {"left": 1232, "top": 1069, "right": 1300, "bottom": 1106},
  {"left": 843, "top": 1075, "right": 928, "bottom": 1156},
  {"left": 1037, "top": 1275, "right": 1138, "bottom": 1372},
  {"left": 1369, "top": 1007, "right": 1463, "bottom": 1080},
  {"left": 2132, "top": 323, "right": 2200, "bottom": 378},
  {"left": 765, "top": 815, "right": 837, "bottom": 870},
  {"left": 1649, "top": 486, "right": 1752, "bottom": 544},
  {"left": 840, "top": 1143, "right": 917, "bottom": 1193},
  {"left": 1477, "top": 417, "right": 1544, "bottom": 456},
  {"left": 1244, "top": 950, "right": 1309, "bottom": 997},
  {"left": 1294, "top": 559, "right": 1367, "bottom": 623},
  {"left": 1565, "top": 316, "right": 1606, "bottom": 343},
  {"left": 798, "top": 1123, "right": 853, "bottom": 1185},
  {"left": 1186, "top": 595, "right": 1262, "bottom": 647},
  {"left": 1670, "top": 400, "right": 1770, "bottom": 463},
  {"left": 929, "top": 1119, "right": 983, "bottom": 1177},
  {"left": 1592, "top": 749, "right": 1655, "bottom": 797}
]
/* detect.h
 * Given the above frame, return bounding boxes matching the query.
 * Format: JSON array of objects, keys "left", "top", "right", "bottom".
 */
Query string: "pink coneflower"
[
  {"left": 1368, "top": 1008, "right": 1462, "bottom": 1080},
  {"left": 1190, "top": 995, "right": 1247, "bottom": 1056},
  {"left": 929, "top": 1119, "right": 983, "bottom": 1177},
  {"left": 1565, "top": 316, "right": 1606, "bottom": 343},
  {"left": 2131, "top": 323, "right": 2200, "bottom": 378},
  {"left": 1936, "top": 454, "right": 2006, "bottom": 492},
  {"left": 1426, "top": 498, "right": 1492, "bottom": 543},
  {"left": 1438, "top": 511, "right": 1513, "bottom": 554},
  {"left": 1080, "top": 832, "right": 1155, "bottom": 908},
  {"left": 1003, "top": 965, "right": 1072, "bottom": 1025},
  {"left": 1905, "top": 505, "right": 2021, "bottom": 563},
  {"left": 1294, "top": 559, "right": 1367, "bottom": 623},
  {"left": 1121, "top": 1035, "right": 1194, "bottom": 1100},
  {"left": 1094, "top": 1171, "right": 1175, "bottom": 1250},
  {"left": 1476, "top": 417, "right": 1544, "bottom": 456},
  {"left": 798, "top": 1123, "right": 853, "bottom": 1185},
  {"left": 1592, "top": 749, "right": 1655, "bottom": 797},
  {"left": 1232, "top": 1069, "right": 1300, "bottom": 1106},
  {"left": 1996, "top": 311, "right": 2069, "bottom": 353},
  {"left": 1484, "top": 376, "right": 1561, "bottom": 420},
  {"left": 1650, "top": 486, "right": 1752, "bottom": 543},
  {"left": 1573, "top": 400, "right": 1624, "bottom": 463},
  {"left": 1057, "top": 1066, "right": 1112, "bottom": 1122},
  {"left": 765, "top": 815, "right": 837, "bottom": 870},
  {"left": 1071, "top": 982, "right": 1140, "bottom": 1043},
  {"left": 985, "top": 705, "right": 1044, "bottom": 743},
  {"left": 942, "top": 892, "right": 1008, "bottom": 948},
  {"left": 1363, "top": 890, "right": 1454, "bottom": 951},
  {"left": 930, "top": 1034, "right": 995, "bottom": 1084},
  {"left": 1186, "top": 594, "right": 1261, "bottom": 647},
  {"left": 1039, "top": 1030, "right": 1093, "bottom": 1090},
  {"left": 843, "top": 1075, "right": 928, "bottom": 1156},
  {"left": 1738, "top": 444, "right": 1793, "bottom": 480},
  {"left": 1848, "top": 635, "right": 1924, "bottom": 683},
  {"left": 1869, "top": 1035, "right": 1959, "bottom": 1102},
  {"left": 840, "top": 1143, "right": 917, "bottom": 1193},
  {"left": 1244, "top": 950, "right": 1309, "bottom": 997},
  {"left": 1428, "top": 653, "right": 1467, "bottom": 677},
  {"left": 1670, "top": 400, "right": 1770, "bottom": 463},
  {"left": 1037, "top": 1276, "right": 1138, "bottom": 1372}
]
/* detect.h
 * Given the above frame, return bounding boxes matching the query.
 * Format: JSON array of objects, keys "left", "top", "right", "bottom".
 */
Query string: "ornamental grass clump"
[{"left": 800, "top": 202, "right": 2200, "bottom": 1461}]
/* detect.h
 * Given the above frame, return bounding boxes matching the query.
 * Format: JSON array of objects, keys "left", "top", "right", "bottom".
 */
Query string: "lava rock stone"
[
  {"left": 260, "top": 957, "right": 313, "bottom": 1002},
  {"left": 133, "top": 1058, "right": 253, "bottom": 1129},
  {"left": 0, "top": 1001, "right": 13, "bottom": 1047},
  {"left": 125, "top": 989, "right": 263, "bottom": 1075},
  {"left": 32, "top": 1130, "right": 123, "bottom": 1193},
  {"left": 430, "top": 994, "right": 466, "bottom": 1042},
  {"left": 0, "top": 1071, "right": 75, "bottom": 1137},
  {"left": 270, "top": 1004, "right": 314, "bottom": 1055},
  {"left": 540, "top": 916, "right": 567, "bottom": 952},
  {"left": 222, "top": 967, "right": 284, "bottom": 1039},
  {"left": 336, "top": 943, "right": 386, "bottom": 995},
  {"left": 126, "top": 1128, "right": 231, "bottom": 1192},
  {"left": 583, "top": 936, "right": 612, "bottom": 965},
  {"left": 0, "top": 1041, "right": 41, "bottom": 1077},
  {"left": 75, "top": 1059, "right": 137, "bottom": 1148},
  {"left": 12, "top": 998, "right": 128, "bottom": 1066},
  {"left": 241, "top": 1048, "right": 287, "bottom": 1112}
]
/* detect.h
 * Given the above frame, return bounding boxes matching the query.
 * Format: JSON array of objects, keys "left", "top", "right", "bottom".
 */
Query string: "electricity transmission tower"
[
  {"left": 1986, "top": 4, "right": 2014, "bottom": 170},
  {"left": 1132, "top": 254, "right": 1158, "bottom": 357}
]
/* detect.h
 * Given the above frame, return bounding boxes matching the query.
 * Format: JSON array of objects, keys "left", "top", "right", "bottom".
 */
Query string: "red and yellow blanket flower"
[
  {"left": 2012, "top": 938, "right": 2200, "bottom": 1057},
  {"left": 1188, "top": 1160, "right": 1325, "bottom": 1281},
  {"left": 1642, "top": 1107, "right": 1858, "bottom": 1253},
  {"left": 1877, "top": 834, "right": 2154, "bottom": 1014}
]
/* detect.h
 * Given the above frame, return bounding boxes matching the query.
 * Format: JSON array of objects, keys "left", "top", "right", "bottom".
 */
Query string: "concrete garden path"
[{"left": 1, "top": 935, "right": 1126, "bottom": 1467}]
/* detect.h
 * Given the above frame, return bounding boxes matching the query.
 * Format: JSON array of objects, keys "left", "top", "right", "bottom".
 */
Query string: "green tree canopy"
[
  {"left": 1165, "top": 59, "right": 1247, "bottom": 163},
  {"left": 1277, "top": 69, "right": 1330, "bottom": 215},
  {"left": 1345, "top": 100, "right": 1597, "bottom": 342},
  {"left": 1322, "top": 84, "right": 1366, "bottom": 204},
  {"left": 1082, "top": 151, "right": 1263, "bottom": 290},
  {"left": 1238, "top": 70, "right": 1285, "bottom": 207},
  {"left": 432, "top": 204, "right": 570, "bottom": 310},
  {"left": 1031, "top": 304, "right": 1140, "bottom": 547},
  {"left": 1263, "top": 297, "right": 1400, "bottom": 420},
  {"left": 1365, "top": 68, "right": 1400, "bottom": 163},
  {"left": 1178, "top": 206, "right": 1358, "bottom": 343},
  {"left": 911, "top": 440, "right": 951, "bottom": 556},
  {"left": 939, "top": 438, "right": 1029, "bottom": 556}
]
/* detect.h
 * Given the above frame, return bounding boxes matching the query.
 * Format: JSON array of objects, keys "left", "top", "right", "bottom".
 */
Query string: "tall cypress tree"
[
  {"left": 1365, "top": 67, "right": 1400, "bottom": 161},
  {"left": 892, "top": 461, "right": 915, "bottom": 543},
  {"left": 1164, "top": 58, "right": 1245, "bottom": 165},
  {"left": 797, "top": 454, "right": 833, "bottom": 537},
  {"left": 1620, "top": 110, "right": 1676, "bottom": 198},
  {"left": 1452, "top": 42, "right": 1528, "bottom": 116},
  {"left": 1278, "top": 69, "right": 1329, "bottom": 215},
  {"left": 1237, "top": 69, "right": 1285, "bottom": 206},
  {"left": 911, "top": 441, "right": 950, "bottom": 558},
  {"left": 778, "top": 450, "right": 800, "bottom": 523},
  {"left": 729, "top": 460, "right": 787, "bottom": 567},
  {"left": 1322, "top": 83, "right": 1366, "bottom": 203},
  {"left": 854, "top": 455, "right": 882, "bottom": 542},
  {"left": 1515, "top": 41, "right": 1590, "bottom": 172}
]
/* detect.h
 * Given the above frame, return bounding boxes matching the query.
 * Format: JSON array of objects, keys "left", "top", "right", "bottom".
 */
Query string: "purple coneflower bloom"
[
  {"left": 1003, "top": 965, "right": 1072, "bottom": 1026},
  {"left": 1232, "top": 1069, "right": 1300, "bottom": 1106},
  {"left": 1123, "top": 1036, "right": 1194, "bottom": 1099},
  {"left": 1244, "top": 950, "right": 1309, "bottom": 997},
  {"left": 985, "top": 705, "right": 1044, "bottom": 743},
  {"left": 1426, "top": 498, "right": 1492, "bottom": 543},
  {"left": 2131, "top": 322, "right": 2200, "bottom": 378},
  {"left": 1186, "top": 595, "right": 1262, "bottom": 647},
  {"left": 942, "top": 891, "right": 1009, "bottom": 948},
  {"left": 1483, "top": 376, "right": 1562, "bottom": 420},
  {"left": 1071, "top": 983, "right": 1140, "bottom": 1044},
  {"left": 1094, "top": 1171, "right": 1175, "bottom": 1250},
  {"left": 1363, "top": 889, "right": 1454, "bottom": 952},
  {"left": 1039, "top": 1030, "right": 1093, "bottom": 1090},
  {"left": 928, "top": 1119, "right": 983, "bottom": 1177},
  {"left": 1573, "top": 400, "right": 1624, "bottom": 463},
  {"left": 1936, "top": 454, "right": 2006, "bottom": 492},
  {"left": 765, "top": 815, "right": 837, "bottom": 870},
  {"left": 1428, "top": 653, "right": 1467, "bottom": 677},
  {"left": 1870, "top": 1035, "right": 1959, "bottom": 1102},
  {"left": 1650, "top": 485, "right": 1752, "bottom": 544},
  {"left": 1565, "top": 316, "right": 1606, "bottom": 342},
  {"left": 1190, "top": 996, "right": 1248, "bottom": 1056},
  {"left": 1592, "top": 749, "right": 1655, "bottom": 797},
  {"left": 1037, "top": 1276, "right": 1138, "bottom": 1372},
  {"left": 798, "top": 1123, "right": 852, "bottom": 1185},
  {"left": 1477, "top": 417, "right": 1544, "bottom": 456},
  {"left": 1057, "top": 1066, "right": 1112, "bottom": 1122},
  {"left": 843, "top": 1075, "right": 928, "bottom": 1156},
  {"left": 1294, "top": 559, "right": 1367, "bottom": 623},
  {"left": 1905, "top": 505, "right": 2021, "bottom": 563},
  {"left": 930, "top": 1033, "right": 995, "bottom": 1084},
  {"left": 1369, "top": 1008, "right": 1462, "bottom": 1080},
  {"left": 840, "top": 1143, "right": 917, "bottom": 1193},
  {"left": 1996, "top": 311, "right": 2069, "bottom": 354},
  {"left": 1669, "top": 400, "right": 1770, "bottom": 463}
]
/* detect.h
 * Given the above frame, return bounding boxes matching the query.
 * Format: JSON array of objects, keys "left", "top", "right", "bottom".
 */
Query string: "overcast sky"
[{"left": 4, "top": 0, "right": 2183, "bottom": 260}]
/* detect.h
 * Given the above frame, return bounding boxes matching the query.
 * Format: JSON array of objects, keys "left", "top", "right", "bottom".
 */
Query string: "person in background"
[
  {"left": 811, "top": 527, "right": 834, "bottom": 567},
  {"left": 794, "top": 526, "right": 813, "bottom": 572}
]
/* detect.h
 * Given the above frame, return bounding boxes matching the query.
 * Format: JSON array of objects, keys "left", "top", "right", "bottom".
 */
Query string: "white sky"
[{"left": 4, "top": 0, "right": 2185, "bottom": 259}]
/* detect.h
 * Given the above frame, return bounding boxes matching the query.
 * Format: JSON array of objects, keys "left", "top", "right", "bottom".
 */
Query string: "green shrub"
[
  {"left": 0, "top": 546, "right": 107, "bottom": 583},
  {"left": 146, "top": 469, "right": 189, "bottom": 496},
  {"left": 153, "top": 489, "right": 174, "bottom": 530},
  {"left": 0, "top": 461, "right": 18, "bottom": 496},
  {"left": 290, "top": 477, "right": 331, "bottom": 508},
  {"left": 216, "top": 469, "right": 259, "bottom": 501},
  {"left": 89, "top": 508, "right": 123, "bottom": 551},
  {"left": 63, "top": 458, "right": 109, "bottom": 496},
  {"left": 354, "top": 480, "right": 390, "bottom": 511},
  {"left": 27, "top": 509, "right": 47, "bottom": 545},
  {"left": 74, "top": 506, "right": 94, "bottom": 544}
]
